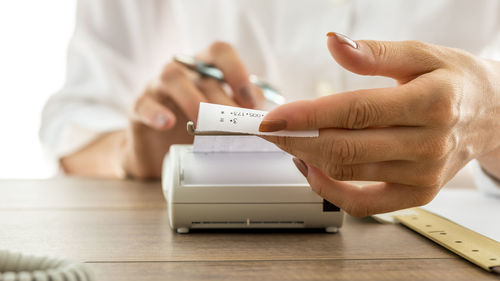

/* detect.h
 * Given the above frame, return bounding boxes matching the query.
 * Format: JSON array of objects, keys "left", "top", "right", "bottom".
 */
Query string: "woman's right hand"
[
  {"left": 61, "top": 41, "right": 263, "bottom": 179},
  {"left": 123, "top": 41, "right": 265, "bottom": 179}
]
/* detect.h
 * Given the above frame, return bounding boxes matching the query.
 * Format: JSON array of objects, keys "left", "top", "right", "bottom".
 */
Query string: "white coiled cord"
[{"left": 0, "top": 250, "right": 95, "bottom": 281}]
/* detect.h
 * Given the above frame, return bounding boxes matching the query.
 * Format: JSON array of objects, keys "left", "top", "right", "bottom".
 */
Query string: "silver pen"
[{"left": 173, "top": 54, "right": 286, "bottom": 106}]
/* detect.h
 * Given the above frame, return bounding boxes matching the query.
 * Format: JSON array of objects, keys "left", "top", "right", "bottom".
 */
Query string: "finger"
[
  {"left": 251, "top": 85, "right": 266, "bottom": 109},
  {"left": 158, "top": 63, "right": 207, "bottom": 121},
  {"left": 312, "top": 160, "right": 436, "bottom": 187},
  {"left": 303, "top": 163, "right": 437, "bottom": 217},
  {"left": 196, "top": 77, "right": 238, "bottom": 107},
  {"left": 201, "top": 42, "right": 257, "bottom": 108},
  {"left": 262, "top": 127, "right": 423, "bottom": 165},
  {"left": 261, "top": 82, "right": 428, "bottom": 131},
  {"left": 326, "top": 32, "right": 443, "bottom": 83},
  {"left": 133, "top": 94, "right": 176, "bottom": 130}
]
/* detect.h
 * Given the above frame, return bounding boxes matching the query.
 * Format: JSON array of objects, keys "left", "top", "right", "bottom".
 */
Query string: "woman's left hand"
[{"left": 260, "top": 32, "right": 500, "bottom": 217}]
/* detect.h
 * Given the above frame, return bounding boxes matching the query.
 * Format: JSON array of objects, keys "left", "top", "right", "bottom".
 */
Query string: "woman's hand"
[
  {"left": 61, "top": 41, "right": 264, "bottom": 179},
  {"left": 123, "top": 41, "right": 266, "bottom": 178},
  {"left": 260, "top": 32, "right": 500, "bottom": 217}
]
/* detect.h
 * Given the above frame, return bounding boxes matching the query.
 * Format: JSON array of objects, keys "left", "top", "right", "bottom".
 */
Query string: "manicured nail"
[
  {"left": 238, "top": 84, "right": 257, "bottom": 108},
  {"left": 259, "top": 120, "right": 287, "bottom": 132},
  {"left": 326, "top": 32, "right": 358, "bottom": 49},
  {"left": 293, "top": 158, "right": 308, "bottom": 178},
  {"left": 155, "top": 113, "right": 168, "bottom": 127}
]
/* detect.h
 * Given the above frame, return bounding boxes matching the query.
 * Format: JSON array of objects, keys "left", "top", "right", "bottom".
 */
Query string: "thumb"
[{"left": 326, "top": 32, "right": 443, "bottom": 82}]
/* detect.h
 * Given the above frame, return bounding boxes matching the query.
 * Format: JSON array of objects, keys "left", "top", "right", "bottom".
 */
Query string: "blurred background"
[
  {"left": 0, "top": 0, "right": 76, "bottom": 178},
  {"left": 0, "top": 0, "right": 474, "bottom": 186}
]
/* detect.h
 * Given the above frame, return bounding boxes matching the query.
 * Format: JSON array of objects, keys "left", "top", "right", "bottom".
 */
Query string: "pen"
[{"left": 174, "top": 54, "right": 286, "bottom": 106}]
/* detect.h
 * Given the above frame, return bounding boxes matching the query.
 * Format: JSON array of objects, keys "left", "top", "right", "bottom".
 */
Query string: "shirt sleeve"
[
  {"left": 479, "top": 12, "right": 500, "bottom": 60},
  {"left": 476, "top": 17, "right": 500, "bottom": 196},
  {"left": 39, "top": 0, "right": 163, "bottom": 159},
  {"left": 471, "top": 160, "right": 500, "bottom": 197}
]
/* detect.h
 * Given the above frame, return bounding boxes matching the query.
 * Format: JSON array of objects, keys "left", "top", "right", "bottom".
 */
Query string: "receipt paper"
[{"left": 195, "top": 102, "right": 319, "bottom": 137}]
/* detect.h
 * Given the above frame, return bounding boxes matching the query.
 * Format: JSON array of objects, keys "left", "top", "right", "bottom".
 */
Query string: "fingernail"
[
  {"left": 293, "top": 158, "right": 308, "bottom": 178},
  {"left": 326, "top": 32, "right": 358, "bottom": 49},
  {"left": 259, "top": 120, "right": 287, "bottom": 132},
  {"left": 238, "top": 84, "right": 257, "bottom": 108},
  {"left": 155, "top": 113, "right": 168, "bottom": 127}
]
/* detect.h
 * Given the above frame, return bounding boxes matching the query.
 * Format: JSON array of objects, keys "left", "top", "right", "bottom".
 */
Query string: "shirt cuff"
[
  {"left": 40, "top": 103, "right": 128, "bottom": 160},
  {"left": 471, "top": 159, "right": 500, "bottom": 197}
]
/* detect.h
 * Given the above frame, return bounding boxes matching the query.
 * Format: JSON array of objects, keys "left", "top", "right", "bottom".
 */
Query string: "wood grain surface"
[{"left": 0, "top": 178, "right": 497, "bottom": 280}]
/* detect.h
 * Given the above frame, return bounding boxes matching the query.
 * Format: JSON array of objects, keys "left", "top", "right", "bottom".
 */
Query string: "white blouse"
[{"left": 40, "top": 0, "right": 500, "bottom": 194}]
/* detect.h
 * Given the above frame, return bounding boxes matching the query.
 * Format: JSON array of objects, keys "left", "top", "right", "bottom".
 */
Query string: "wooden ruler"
[{"left": 394, "top": 208, "right": 500, "bottom": 273}]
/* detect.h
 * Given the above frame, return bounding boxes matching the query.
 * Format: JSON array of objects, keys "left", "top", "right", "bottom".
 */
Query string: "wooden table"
[{"left": 0, "top": 178, "right": 497, "bottom": 280}]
